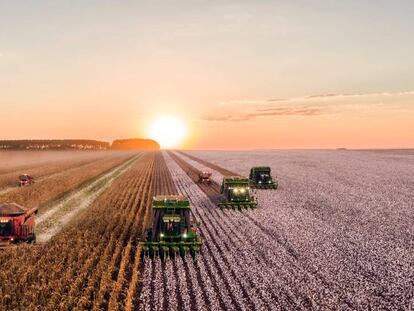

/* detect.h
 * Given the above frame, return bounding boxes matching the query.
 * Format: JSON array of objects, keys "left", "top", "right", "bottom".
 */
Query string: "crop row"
[
  {"left": 0, "top": 151, "right": 116, "bottom": 189},
  {"left": 137, "top": 152, "right": 313, "bottom": 310},
  {"left": 0, "top": 152, "right": 134, "bottom": 211},
  {"left": 177, "top": 150, "right": 414, "bottom": 309},
  {"left": 0, "top": 150, "right": 115, "bottom": 174},
  {"left": 0, "top": 153, "right": 154, "bottom": 310}
]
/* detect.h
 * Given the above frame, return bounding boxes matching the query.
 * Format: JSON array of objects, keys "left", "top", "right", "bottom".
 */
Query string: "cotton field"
[{"left": 175, "top": 150, "right": 414, "bottom": 309}]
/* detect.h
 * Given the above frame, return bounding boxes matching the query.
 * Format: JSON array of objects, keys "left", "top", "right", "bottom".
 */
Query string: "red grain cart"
[{"left": 0, "top": 203, "right": 37, "bottom": 248}]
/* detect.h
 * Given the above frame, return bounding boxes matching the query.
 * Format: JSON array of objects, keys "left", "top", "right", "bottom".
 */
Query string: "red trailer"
[{"left": 0, "top": 203, "right": 37, "bottom": 248}]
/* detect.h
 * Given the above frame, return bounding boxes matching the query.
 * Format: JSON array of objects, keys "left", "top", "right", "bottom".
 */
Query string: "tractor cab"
[
  {"left": 249, "top": 167, "right": 278, "bottom": 189},
  {"left": 219, "top": 176, "right": 257, "bottom": 209},
  {"left": 140, "top": 195, "right": 202, "bottom": 259}
]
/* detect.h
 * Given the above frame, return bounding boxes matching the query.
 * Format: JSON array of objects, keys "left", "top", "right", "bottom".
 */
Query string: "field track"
[
  {"left": 153, "top": 152, "right": 178, "bottom": 196},
  {"left": 0, "top": 156, "right": 107, "bottom": 194},
  {"left": 35, "top": 154, "right": 143, "bottom": 242},
  {"left": 0, "top": 153, "right": 134, "bottom": 212},
  {"left": 0, "top": 151, "right": 117, "bottom": 190}
]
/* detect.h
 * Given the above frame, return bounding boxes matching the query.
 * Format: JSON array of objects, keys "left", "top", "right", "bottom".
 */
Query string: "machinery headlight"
[
  {"left": 183, "top": 233, "right": 187, "bottom": 238},
  {"left": 268, "top": 181, "right": 272, "bottom": 184},
  {"left": 240, "top": 188, "right": 246, "bottom": 193},
  {"left": 233, "top": 188, "right": 239, "bottom": 193},
  {"left": 258, "top": 181, "right": 262, "bottom": 184},
  {"left": 160, "top": 233, "right": 164, "bottom": 238}
]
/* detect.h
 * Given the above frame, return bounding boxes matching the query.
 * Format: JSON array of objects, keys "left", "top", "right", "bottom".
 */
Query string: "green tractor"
[
  {"left": 249, "top": 166, "right": 278, "bottom": 189},
  {"left": 218, "top": 176, "right": 257, "bottom": 209},
  {"left": 140, "top": 195, "right": 202, "bottom": 260}
]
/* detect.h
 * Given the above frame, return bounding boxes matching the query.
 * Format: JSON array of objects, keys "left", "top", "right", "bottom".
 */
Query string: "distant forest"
[{"left": 0, "top": 139, "right": 160, "bottom": 151}]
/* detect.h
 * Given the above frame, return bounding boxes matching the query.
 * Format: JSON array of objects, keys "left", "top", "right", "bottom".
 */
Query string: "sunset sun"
[{"left": 148, "top": 116, "right": 187, "bottom": 149}]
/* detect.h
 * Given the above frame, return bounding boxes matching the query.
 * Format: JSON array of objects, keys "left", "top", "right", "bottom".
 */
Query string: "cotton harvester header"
[
  {"left": 249, "top": 167, "right": 278, "bottom": 189},
  {"left": 218, "top": 176, "right": 257, "bottom": 209},
  {"left": 140, "top": 195, "right": 202, "bottom": 259}
]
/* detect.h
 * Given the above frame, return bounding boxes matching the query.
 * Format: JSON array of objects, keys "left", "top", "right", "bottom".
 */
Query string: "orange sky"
[{"left": 1, "top": 1, "right": 414, "bottom": 149}]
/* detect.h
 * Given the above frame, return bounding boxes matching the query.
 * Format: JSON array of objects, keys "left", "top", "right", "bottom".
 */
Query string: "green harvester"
[
  {"left": 249, "top": 166, "right": 278, "bottom": 189},
  {"left": 218, "top": 176, "right": 257, "bottom": 209},
  {"left": 140, "top": 195, "right": 202, "bottom": 260}
]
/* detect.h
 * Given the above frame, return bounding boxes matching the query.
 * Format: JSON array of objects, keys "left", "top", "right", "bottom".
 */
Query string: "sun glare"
[{"left": 148, "top": 116, "right": 187, "bottom": 149}]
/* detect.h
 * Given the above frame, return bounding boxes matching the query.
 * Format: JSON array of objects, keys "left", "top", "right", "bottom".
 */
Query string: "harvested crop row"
[
  {"left": 0, "top": 153, "right": 154, "bottom": 311},
  {"left": 170, "top": 151, "right": 339, "bottom": 309},
  {"left": 0, "top": 151, "right": 113, "bottom": 189},
  {"left": 133, "top": 152, "right": 182, "bottom": 311},
  {"left": 0, "top": 150, "right": 112, "bottom": 174},
  {"left": 136, "top": 152, "right": 288, "bottom": 310},
  {"left": 177, "top": 150, "right": 414, "bottom": 309},
  {"left": 152, "top": 152, "right": 178, "bottom": 195},
  {"left": 169, "top": 152, "right": 286, "bottom": 310},
  {"left": 178, "top": 151, "right": 235, "bottom": 177},
  {"left": 174, "top": 151, "right": 357, "bottom": 307},
  {"left": 0, "top": 152, "right": 135, "bottom": 212}
]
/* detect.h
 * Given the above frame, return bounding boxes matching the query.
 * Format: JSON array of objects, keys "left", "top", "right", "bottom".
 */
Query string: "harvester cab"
[
  {"left": 140, "top": 195, "right": 202, "bottom": 260},
  {"left": 19, "top": 174, "right": 34, "bottom": 187},
  {"left": 249, "top": 167, "right": 278, "bottom": 189},
  {"left": 0, "top": 203, "right": 37, "bottom": 248},
  {"left": 198, "top": 171, "right": 212, "bottom": 184},
  {"left": 219, "top": 176, "right": 257, "bottom": 209}
]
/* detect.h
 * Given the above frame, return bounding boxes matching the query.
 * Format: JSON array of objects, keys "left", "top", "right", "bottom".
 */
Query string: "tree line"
[
  {"left": 0, "top": 138, "right": 160, "bottom": 150},
  {"left": 0, "top": 140, "right": 110, "bottom": 150}
]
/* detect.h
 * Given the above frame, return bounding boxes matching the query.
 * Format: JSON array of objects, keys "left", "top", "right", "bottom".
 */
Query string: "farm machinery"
[
  {"left": 140, "top": 195, "right": 202, "bottom": 260},
  {"left": 198, "top": 171, "right": 212, "bottom": 185},
  {"left": 0, "top": 203, "right": 37, "bottom": 248},
  {"left": 19, "top": 174, "right": 35, "bottom": 187},
  {"left": 249, "top": 167, "right": 277, "bottom": 189},
  {"left": 218, "top": 176, "right": 257, "bottom": 209}
]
